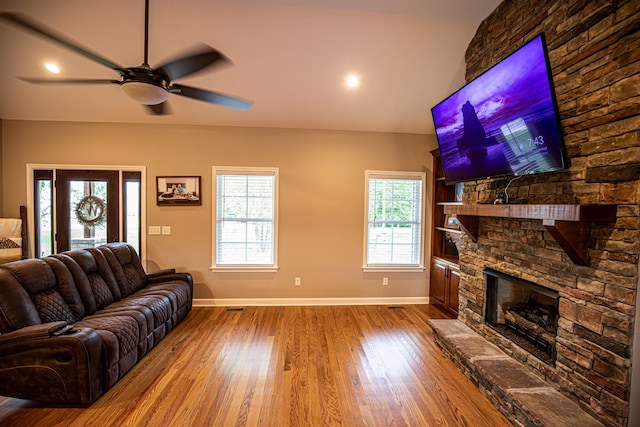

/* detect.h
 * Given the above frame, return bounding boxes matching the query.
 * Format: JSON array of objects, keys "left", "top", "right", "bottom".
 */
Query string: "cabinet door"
[
  {"left": 430, "top": 261, "right": 447, "bottom": 305},
  {"left": 448, "top": 267, "right": 460, "bottom": 312}
]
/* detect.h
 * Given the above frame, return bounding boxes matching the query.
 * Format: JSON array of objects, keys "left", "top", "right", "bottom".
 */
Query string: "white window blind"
[
  {"left": 213, "top": 167, "right": 278, "bottom": 270},
  {"left": 364, "top": 171, "right": 425, "bottom": 270}
]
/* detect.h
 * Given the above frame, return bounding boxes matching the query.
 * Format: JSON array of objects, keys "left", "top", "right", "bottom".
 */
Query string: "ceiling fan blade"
[
  {"left": 156, "top": 45, "right": 228, "bottom": 81},
  {"left": 171, "top": 84, "right": 253, "bottom": 110},
  {"left": 19, "top": 77, "right": 121, "bottom": 85},
  {"left": 145, "top": 102, "right": 169, "bottom": 115},
  {"left": 0, "top": 12, "right": 125, "bottom": 73}
]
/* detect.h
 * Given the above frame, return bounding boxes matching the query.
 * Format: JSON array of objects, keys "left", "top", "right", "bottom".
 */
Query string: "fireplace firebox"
[{"left": 483, "top": 268, "right": 559, "bottom": 365}]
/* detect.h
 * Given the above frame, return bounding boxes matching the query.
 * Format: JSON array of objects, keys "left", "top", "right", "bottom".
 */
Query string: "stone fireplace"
[
  {"left": 428, "top": 2, "right": 640, "bottom": 426},
  {"left": 483, "top": 268, "right": 559, "bottom": 366},
  {"left": 449, "top": 209, "right": 636, "bottom": 427}
]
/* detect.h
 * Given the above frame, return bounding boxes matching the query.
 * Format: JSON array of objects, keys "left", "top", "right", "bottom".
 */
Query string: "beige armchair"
[{"left": 0, "top": 206, "right": 27, "bottom": 263}]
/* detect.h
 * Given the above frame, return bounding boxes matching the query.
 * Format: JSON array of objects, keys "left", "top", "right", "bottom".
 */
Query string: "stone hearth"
[{"left": 429, "top": 319, "right": 603, "bottom": 427}]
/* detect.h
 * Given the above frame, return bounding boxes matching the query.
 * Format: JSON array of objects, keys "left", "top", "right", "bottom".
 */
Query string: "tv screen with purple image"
[{"left": 431, "top": 33, "right": 566, "bottom": 184}]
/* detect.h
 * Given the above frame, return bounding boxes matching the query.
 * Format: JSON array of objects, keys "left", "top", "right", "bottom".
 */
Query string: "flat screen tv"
[{"left": 431, "top": 33, "right": 566, "bottom": 184}]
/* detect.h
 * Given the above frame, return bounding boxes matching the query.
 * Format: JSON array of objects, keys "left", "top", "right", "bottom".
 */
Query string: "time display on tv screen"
[{"left": 431, "top": 33, "right": 566, "bottom": 184}]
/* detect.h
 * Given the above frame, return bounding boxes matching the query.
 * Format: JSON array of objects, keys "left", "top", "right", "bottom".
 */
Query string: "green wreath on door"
[{"left": 74, "top": 195, "right": 106, "bottom": 228}]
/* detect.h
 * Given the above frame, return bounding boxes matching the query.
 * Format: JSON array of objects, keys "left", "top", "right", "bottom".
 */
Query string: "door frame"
[{"left": 26, "top": 164, "right": 148, "bottom": 267}]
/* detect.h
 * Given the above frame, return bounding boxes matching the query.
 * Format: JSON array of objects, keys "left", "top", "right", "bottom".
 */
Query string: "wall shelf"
[
  {"left": 430, "top": 149, "right": 460, "bottom": 315},
  {"left": 443, "top": 204, "right": 618, "bottom": 266},
  {"left": 434, "top": 227, "right": 462, "bottom": 234}
]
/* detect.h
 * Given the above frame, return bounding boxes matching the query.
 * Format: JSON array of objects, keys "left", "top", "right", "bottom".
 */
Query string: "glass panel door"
[{"left": 55, "top": 170, "right": 119, "bottom": 252}]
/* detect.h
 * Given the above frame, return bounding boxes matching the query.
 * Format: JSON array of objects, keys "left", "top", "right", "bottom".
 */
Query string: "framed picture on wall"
[{"left": 157, "top": 176, "right": 201, "bottom": 206}]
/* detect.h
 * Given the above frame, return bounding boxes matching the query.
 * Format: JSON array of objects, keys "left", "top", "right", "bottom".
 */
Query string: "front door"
[{"left": 55, "top": 170, "right": 119, "bottom": 252}]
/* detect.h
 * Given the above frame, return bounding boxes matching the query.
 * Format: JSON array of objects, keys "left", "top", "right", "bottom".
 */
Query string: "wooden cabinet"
[
  {"left": 430, "top": 259, "right": 447, "bottom": 304},
  {"left": 429, "top": 148, "right": 460, "bottom": 315},
  {"left": 430, "top": 258, "right": 459, "bottom": 315}
]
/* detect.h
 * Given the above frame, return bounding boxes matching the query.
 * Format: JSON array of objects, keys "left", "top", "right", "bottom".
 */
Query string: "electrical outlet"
[
  {"left": 295, "top": 277, "right": 301, "bottom": 286},
  {"left": 149, "top": 226, "right": 161, "bottom": 235},
  {"left": 383, "top": 277, "right": 389, "bottom": 286}
]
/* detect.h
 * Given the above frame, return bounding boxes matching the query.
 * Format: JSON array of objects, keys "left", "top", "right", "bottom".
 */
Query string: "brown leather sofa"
[{"left": 0, "top": 242, "right": 193, "bottom": 405}]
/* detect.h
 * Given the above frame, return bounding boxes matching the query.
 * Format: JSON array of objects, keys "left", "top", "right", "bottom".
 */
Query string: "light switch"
[
  {"left": 149, "top": 226, "right": 161, "bottom": 235},
  {"left": 161, "top": 226, "right": 171, "bottom": 235}
]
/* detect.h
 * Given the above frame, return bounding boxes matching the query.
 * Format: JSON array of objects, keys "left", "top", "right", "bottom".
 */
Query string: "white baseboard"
[{"left": 193, "top": 296, "right": 429, "bottom": 307}]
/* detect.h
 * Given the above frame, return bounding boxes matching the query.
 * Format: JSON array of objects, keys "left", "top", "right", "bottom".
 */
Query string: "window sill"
[
  {"left": 362, "top": 266, "right": 425, "bottom": 273},
  {"left": 210, "top": 266, "right": 279, "bottom": 273}
]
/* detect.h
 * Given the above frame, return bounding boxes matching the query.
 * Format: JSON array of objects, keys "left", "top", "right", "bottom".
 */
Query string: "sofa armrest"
[
  {"left": 0, "top": 322, "right": 104, "bottom": 405},
  {"left": 0, "top": 321, "right": 66, "bottom": 343},
  {"left": 146, "top": 268, "right": 176, "bottom": 278},
  {"left": 147, "top": 271, "right": 193, "bottom": 287}
]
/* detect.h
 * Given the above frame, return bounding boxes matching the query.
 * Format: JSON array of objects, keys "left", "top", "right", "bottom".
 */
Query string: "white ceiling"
[{"left": 0, "top": 0, "right": 501, "bottom": 135}]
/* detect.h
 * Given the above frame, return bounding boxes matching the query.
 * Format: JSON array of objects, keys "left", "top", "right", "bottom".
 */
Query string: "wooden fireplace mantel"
[{"left": 443, "top": 204, "right": 618, "bottom": 266}]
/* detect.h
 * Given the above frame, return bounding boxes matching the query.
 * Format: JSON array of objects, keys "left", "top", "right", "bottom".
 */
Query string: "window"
[
  {"left": 364, "top": 171, "right": 426, "bottom": 271},
  {"left": 34, "top": 170, "right": 54, "bottom": 257},
  {"left": 123, "top": 172, "right": 142, "bottom": 255},
  {"left": 212, "top": 167, "right": 279, "bottom": 270}
]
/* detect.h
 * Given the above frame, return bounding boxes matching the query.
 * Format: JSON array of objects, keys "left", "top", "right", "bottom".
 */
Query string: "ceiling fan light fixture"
[{"left": 121, "top": 81, "right": 169, "bottom": 105}]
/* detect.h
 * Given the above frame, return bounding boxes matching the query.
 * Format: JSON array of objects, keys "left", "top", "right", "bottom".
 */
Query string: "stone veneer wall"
[{"left": 455, "top": 1, "right": 640, "bottom": 426}]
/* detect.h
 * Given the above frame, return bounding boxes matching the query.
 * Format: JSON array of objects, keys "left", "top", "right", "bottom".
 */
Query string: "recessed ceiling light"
[
  {"left": 45, "top": 62, "right": 60, "bottom": 74},
  {"left": 345, "top": 74, "right": 360, "bottom": 89}
]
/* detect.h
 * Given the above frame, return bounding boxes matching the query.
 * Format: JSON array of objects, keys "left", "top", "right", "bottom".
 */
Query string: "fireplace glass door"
[{"left": 483, "top": 268, "right": 559, "bottom": 365}]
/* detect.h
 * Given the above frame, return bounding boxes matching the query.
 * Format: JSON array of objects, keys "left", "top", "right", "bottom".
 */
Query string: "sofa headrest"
[
  {"left": 58, "top": 248, "right": 122, "bottom": 310},
  {"left": 43, "top": 256, "right": 86, "bottom": 320},
  {"left": 63, "top": 249, "right": 98, "bottom": 273},
  {"left": 97, "top": 243, "right": 146, "bottom": 296},
  {"left": 1, "top": 258, "right": 57, "bottom": 295},
  {"left": 102, "top": 242, "right": 133, "bottom": 265},
  {"left": 0, "top": 258, "right": 77, "bottom": 327}
]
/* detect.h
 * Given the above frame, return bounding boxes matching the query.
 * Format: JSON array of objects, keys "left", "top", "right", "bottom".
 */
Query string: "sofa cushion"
[
  {"left": 52, "top": 253, "right": 98, "bottom": 314},
  {"left": 111, "top": 294, "right": 172, "bottom": 330},
  {"left": 0, "top": 259, "right": 76, "bottom": 325},
  {"left": 137, "top": 282, "right": 192, "bottom": 323},
  {"left": 146, "top": 282, "right": 191, "bottom": 309},
  {"left": 99, "top": 243, "right": 192, "bottom": 322},
  {"left": 43, "top": 257, "right": 86, "bottom": 320},
  {"left": 98, "top": 243, "right": 146, "bottom": 296},
  {"left": 32, "top": 289, "right": 76, "bottom": 324},
  {"left": 74, "top": 314, "right": 141, "bottom": 388},
  {"left": 0, "top": 268, "right": 42, "bottom": 331},
  {"left": 54, "top": 250, "right": 122, "bottom": 313}
]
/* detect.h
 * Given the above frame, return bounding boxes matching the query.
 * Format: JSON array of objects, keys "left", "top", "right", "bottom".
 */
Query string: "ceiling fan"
[{"left": 0, "top": 0, "right": 253, "bottom": 114}]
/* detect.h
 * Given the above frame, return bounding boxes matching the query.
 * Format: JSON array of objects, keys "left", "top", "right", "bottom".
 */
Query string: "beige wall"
[{"left": 1, "top": 119, "right": 437, "bottom": 301}]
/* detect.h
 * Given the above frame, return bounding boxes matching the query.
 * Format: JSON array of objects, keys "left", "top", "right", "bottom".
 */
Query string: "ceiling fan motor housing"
[{"left": 120, "top": 67, "right": 170, "bottom": 105}]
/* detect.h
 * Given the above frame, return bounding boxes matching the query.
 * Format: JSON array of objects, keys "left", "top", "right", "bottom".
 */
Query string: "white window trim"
[
  {"left": 210, "top": 166, "right": 279, "bottom": 272},
  {"left": 362, "top": 170, "right": 426, "bottom": 272}
]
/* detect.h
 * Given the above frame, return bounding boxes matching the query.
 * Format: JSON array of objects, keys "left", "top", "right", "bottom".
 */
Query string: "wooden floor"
[{"left": 0, "top": 305, "right": 511, "bottom": 426}]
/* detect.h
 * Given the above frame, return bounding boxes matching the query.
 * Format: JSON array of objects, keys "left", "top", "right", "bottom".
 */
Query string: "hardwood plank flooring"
[{"left": 0, "top": 305, "right": 511, "bottom": 426}]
